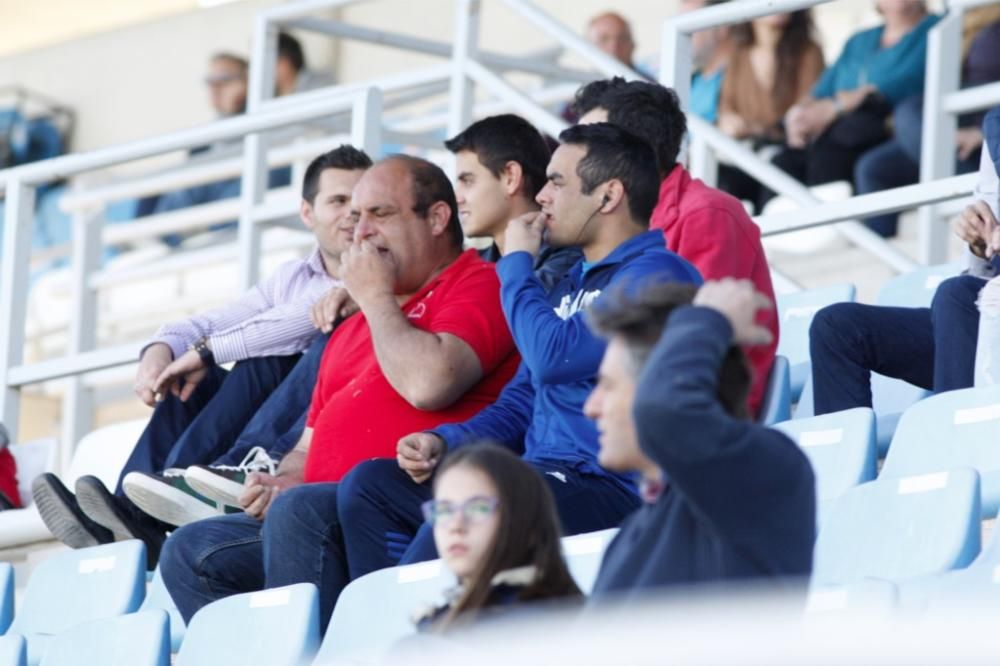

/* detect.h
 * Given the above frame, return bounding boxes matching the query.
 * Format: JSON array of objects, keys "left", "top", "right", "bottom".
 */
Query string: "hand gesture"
[
  {"left": 694, "top": 279, "right": 774, "bottom": 347},
  {"left": 135, "top": 343, "right": 173, "bottom": 406},
  {"left": 239, "top": 472, "right": 300, "bottom": 520},
  {"left": 153, "top": 349, "right": 208, "bottom": 403},
  {"left": 310, "top": 286, "right": 358, "bottom": 333},
  {"left": 953, "top": 201, "right": 1000, "bottom": 259},
  {"left": 503, "top": 211, "right": 545, "bottom": 257},
  {"left": 341, "top": 240, "right": 396, "bottom": 308},
  {"left": 396, "top": 432, "right": 445, "bottom": 484}
]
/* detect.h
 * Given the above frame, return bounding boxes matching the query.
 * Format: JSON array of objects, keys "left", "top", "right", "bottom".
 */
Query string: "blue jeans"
[
  {"left": 159, "top": 483, "right": 349, "bottom": 628},
  {"left": 809, "top": 275, "right": 984, "bottom": 414},
  {"left": 337, "top": 457, "right": 640, "bottom": 582}
]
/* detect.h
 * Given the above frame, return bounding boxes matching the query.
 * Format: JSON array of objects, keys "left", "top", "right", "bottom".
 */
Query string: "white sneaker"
[
  {"left": 122, "top": 469, "right": 221, "bottom": 527},
  {"left": 184, "top": 447, "right": 278, "bottom": 509}
]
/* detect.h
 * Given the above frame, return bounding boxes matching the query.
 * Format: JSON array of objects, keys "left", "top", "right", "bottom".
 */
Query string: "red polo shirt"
[
  {"left": 650, "top": 165, "right": 779, "bottom": 416},
  {"left": 304, "top": 250, "right": 519, "bottom": 483}
]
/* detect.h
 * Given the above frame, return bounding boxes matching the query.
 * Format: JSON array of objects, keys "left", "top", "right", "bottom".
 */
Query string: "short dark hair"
[
  {"left": 278, "top": 32, "right": 306, "bottom": 72},
  {"left": 588, "top": 282, "right": 751, "bottom": 419},
  {"left": 598, "top": 80, "right": 687, "bottom": 175},
  {"left": 385, "top": 154, "right": 464, "bottom": 249},
  {"left": 570, "top": 76, "right": 628, "bottom": 118},
  {"left": 444, "top": 114, "right": 551, "bottom": 198},
  {"left": 301, "top": 145, "right": 373, "bottom": 203},
  {"left": 557, "top": 123, "right": 659, "bottom": 225}
]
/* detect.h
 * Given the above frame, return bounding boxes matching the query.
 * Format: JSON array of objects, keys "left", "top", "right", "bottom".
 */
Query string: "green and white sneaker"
[
  {"left": 185, "top": 446, "right": 278, "bottom": 509},
  {"left": 123, "top": 469, "right": 221, "bottom": 527}
]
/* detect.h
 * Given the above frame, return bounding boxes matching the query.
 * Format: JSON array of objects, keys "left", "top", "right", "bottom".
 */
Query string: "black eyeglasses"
[{"left": 421, "top": 496, "right": 499, "bottom": 525}]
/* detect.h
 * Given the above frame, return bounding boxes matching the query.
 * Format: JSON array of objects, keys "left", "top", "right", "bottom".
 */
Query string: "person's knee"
[
  {"left": 338, "top": 459, "right": 400, "bottom": 520},
  {"left": 264, "top": 485, "right": 325, "bottom": 537},
  {"left": 159, "top": 524, "right": 201, "bottom": 583},
  {"left": 853, "top": 149, "right": 884, "bottom": 194},
  {"left": 810, "top": 303, "right": 861, "bottom": 351},
  {"left": 931, "top": 275, "right": 982, "bottom": 318}
]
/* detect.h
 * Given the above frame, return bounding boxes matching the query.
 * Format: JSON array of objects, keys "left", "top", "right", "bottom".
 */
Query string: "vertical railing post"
[
  {"left": 660, "top": 20, "right": 693, "bottom": 111},
  {"left": 917, "top": 11, "right": 962, "bottom": 266},
  {"left": 447, "top": 0, "right": 480, "bottom": 141},
  {"left": 60, "top": 208, "right": 103, "bottom": 473},
  {"left": 0, "top": 179, "right": 36, "bottom": 441},
  {"left": 351, "top": 87, "right": 384, "bottom": 159},
  {"left": 688, "top": 131, "right": 718, "bottom": 185}
]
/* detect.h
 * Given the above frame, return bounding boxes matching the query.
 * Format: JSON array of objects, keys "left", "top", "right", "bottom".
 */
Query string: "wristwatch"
[{"left": 190, "top": 336, "right": 215, "bottom": 367}]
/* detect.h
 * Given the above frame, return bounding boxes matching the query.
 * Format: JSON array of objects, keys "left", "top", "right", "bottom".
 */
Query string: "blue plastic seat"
[
  {"left": 563, "top": 528, "right": 619, "bottom": 595},
  {"left": 139, "top": 568, "right": 185, "bottom": 652},
  {"left": 806, "top": 579, "right": 898, "bottom": 617},
  {"left": 7, "top": 540, "right": 146, "bottom": 665},
  {"left": 875, "top": 262, "right": 963, "bottom": 308},
  {"left": 315, "top": 560, "right": 454, "bottom": 665},
  {"left": 0, "top": 635, "right": 25, "bottom": 666},
  {"left": 0, "top": 564, "right": 12, "bottom": 635},
  {"left": 773, "top": 408, "right": 877, "bottom": 520},
  {"left": 776, "top": 283, "right": 856, "bottom": 400},
  {"left": 812, "top": 468, "right": 981, "bottom": 587},
  {"left": 757, "top": 355, "right": 791, "bottom": 426},
  {"left": 880, "top": 385, "right": 1000, "bottom": 518},
  {"left": 38, "top": 611, "right": 168, "bottom": 666},
  {"left": 176, "top": 583, "right": 319, "bottom": 666}
]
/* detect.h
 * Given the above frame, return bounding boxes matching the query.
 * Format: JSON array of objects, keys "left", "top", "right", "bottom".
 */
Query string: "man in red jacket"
[{"left": 573, "top": 77, "right": 778, "bottom": 416}]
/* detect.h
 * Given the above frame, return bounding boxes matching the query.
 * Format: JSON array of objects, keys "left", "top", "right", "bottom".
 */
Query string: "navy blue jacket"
[
  {"left": 478, "top": 242, "right": 581, "bottom": 294},
  {"left": 591, "top": 306, "right": 816, "bottom": 596},
  {"left": 435, "top": 230, "right": 701, "bottom": 492}
]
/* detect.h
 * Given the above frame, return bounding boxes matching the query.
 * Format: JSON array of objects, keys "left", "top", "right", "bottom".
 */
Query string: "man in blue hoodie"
[
  {"left": 333, "top": 122, "right": 701, "bottom": 585},
  {"left": 584, "top": 278, "right": 815, "bottom": 596}
]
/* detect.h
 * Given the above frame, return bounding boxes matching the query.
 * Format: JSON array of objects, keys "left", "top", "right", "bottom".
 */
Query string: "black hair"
[
  {"left": 301, "top": 145, "right": 373, "bottom": 203},
  {"left": 444, "top": 114, "right": 551, "bottom": 198},
  {"left": 278, "top": 32, "right": 306, "bottom": 72},
  {"left": 386, "top": 154, "right": 464, "bottom": 249},
  {"left": 588, "top": 282, "right": 752, "bottom": 420},
  {"left": 556, "top": 123, "right": 659, "bottom": 225},
  {"left": 581, "top": 78, "right": 688, "bottom": 176},
  {"left": 570, "top": 76, "right": 628, "bottom": 118}
]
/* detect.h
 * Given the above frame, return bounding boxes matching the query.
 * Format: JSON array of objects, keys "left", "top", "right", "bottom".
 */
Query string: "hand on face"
[
  {"left": 694, "top": 278, "right": 774, "bottom": 347},
  {"left": 340, "top": 239, "right": 397, "bottom": 307},
  {"left": 503, "top": 211, "right": 546, "bottom": 257}
]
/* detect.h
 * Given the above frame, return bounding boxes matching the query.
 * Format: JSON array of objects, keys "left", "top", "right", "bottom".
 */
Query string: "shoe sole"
[
  {"left": 122, "top": 473, "right": 219, "bottom": 528},
  {"left": 185, "top": 467, "right": 245, "bottom": 508},
  {"left": 76, "top": 480, "right": 148, "bottom": 542},
  {"left": 32, "top": 476, "right": 103, "bottom": 549}
]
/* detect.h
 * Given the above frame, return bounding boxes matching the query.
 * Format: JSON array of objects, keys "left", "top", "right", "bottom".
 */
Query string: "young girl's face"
[{"left": 430, "top": 465, "right": 501, "bottom": 580}]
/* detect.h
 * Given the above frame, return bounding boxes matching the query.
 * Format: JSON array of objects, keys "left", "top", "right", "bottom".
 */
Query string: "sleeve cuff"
[
  {"left": 145, "top": 335, "right": 186, "bottom": 361},
  {"left": 208, "top": 331, "right": 249, "bottom": 365}
]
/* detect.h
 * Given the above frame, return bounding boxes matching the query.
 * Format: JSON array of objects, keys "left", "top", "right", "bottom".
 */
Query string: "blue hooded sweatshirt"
[{"left": 433, "top": 229, "right": 701, "bottom": 493}]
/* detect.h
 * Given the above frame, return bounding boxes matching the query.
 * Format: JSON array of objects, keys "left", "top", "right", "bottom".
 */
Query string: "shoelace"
[{"left": 210, "top": 446, "right": 278, "bottom": 476}]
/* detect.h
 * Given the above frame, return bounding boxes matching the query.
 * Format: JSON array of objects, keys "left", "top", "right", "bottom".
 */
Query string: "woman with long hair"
[
  {"left": 414, "top": 444, "right": 581, "bottom": 633},
  {"left": 716, "top": 10, "right": 824, "bottom": 210}
]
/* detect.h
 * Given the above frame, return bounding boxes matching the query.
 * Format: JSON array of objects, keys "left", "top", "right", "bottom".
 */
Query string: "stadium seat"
[
  {"left": 316, "top": 560, "right": 455, "bottom": 665},
  {"left": 0, "top": 564, "right": 11, "bottom": 635},
  {"left": 139, "top": 568, "right": 185, "bottom": 652},
  {"left": 773, "top": 408, "right": 876, "bottom": 521},
  {"left": 757, "top": 356, "right": 791, "bottom": 426},
  {"left": 812, "top": 468, "right": 981, "bottom": 587},
  {"left": 64, "top": 420, "right": 148, "bottom": 491},
  {"left": 563, "top": 528, "right": 619, "bottom": 594},
  {"left": 6, "top": 540, "right": 147, "bottom": 665},
  {"left": 875, "top": 262, "right": 963, "bottom": 309},
  {"left": 37, "top": 611, "right": 169, "bottom": 666},
  {"left": 0, "top": 635, "right": 25, "bottom": 666},
  {"left": 0, "top": 439, "right": 58, "bottom": 549},
  {"left": 880, "top": 385, "right": 1000, "bottom": 519},
  {"left": 776, "top": 283, "right": 856, "bottom": 400},
  {"left": 805, "top": 579, "right": 898, "bottom": 617},
  {"left": 176, "top": 583, "right": 319, "bottom": 666}
]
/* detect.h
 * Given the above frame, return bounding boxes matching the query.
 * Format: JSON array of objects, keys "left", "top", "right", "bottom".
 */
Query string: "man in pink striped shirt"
[{"left": 32, "top": 145, "right": 371, "bottom": 566}]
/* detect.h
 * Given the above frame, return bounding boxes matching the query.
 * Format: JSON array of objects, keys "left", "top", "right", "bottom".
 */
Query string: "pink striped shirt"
[{"left": 150, "top": 247, "right": 339, "bottom": 364}]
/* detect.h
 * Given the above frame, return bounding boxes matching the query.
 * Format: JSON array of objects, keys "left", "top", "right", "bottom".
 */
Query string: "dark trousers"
[
  {"left": 159, "top": 483, "right": 349, "bottom": 629},
  {"left": 809, "top": 275, "right": 984, "bottom": 415}
]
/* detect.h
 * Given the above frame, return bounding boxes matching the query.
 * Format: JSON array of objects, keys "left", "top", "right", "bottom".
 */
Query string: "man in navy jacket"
[
  {"left": 584, "top": 278, "right": 815, "bottom": 596},
  {"left": 334, "top": 123, "right": 701, "bottom": 583}
]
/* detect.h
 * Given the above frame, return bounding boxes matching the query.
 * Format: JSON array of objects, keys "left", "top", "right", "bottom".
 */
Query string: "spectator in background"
[
  {"left": 412, "top": 444, "right": 581, "bottom": 633},
  {"left": 680, "top": 0, "right": 733, "bottom": 124},
  {"left": 584, "top": 279, "right": 814, "bottom": 597},
  {"left": 574, "top": 78, "right": 778, "bottom": 417},
  {"left": 855, "top": 5, "right": 1000, "bottom": 237},
  {"left": 769, "top": 1, "right": 939, "bottom": 207},
  {"left": 0, "top": 423, "right": 19, "bottom": 511},
  {"left": 275, "top": 32, "right": 335, "bottom": 96},
  {"left": 586, "top": 12, "right": 636, "bottom": 69},
  {"left": 809, "top": 107, "right": 1000, "bottom": 416},
  {"left": 716, "top": 10, "right": 825, "bottom": 212}
]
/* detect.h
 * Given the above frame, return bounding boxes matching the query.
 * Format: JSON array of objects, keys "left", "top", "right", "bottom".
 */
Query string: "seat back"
[
  {"left": 176, "top": 584, "right": 319, "bottom": 666},
  {"left": 38, "top": 611, "right": 169, "bottom": 666},
  {"left": 563, "top": 528, "right": 619, "bottom": 595},
  {"left": 0, "top": 635, "right": 25, "bottom": 666},
  {"left": 774, "top": 408, "right": 877, "bottom": 512},
  {"left": 0, "top": 563, "right": 12, "bottom": 635},
  {"left": 8, "top": 540, "right": 146, "bottom": 639},
  {"left": 138, "top": 568, "right": 185, "bottom": 653},
  {"left": 806, "top": 580, "right": 898, "bottom": 617},
  {"left": 880, "top": 385, "right": 1000, "bottom": 517},
  {"left": 812, "top": 469, "right": 981, "bottom": 587},
  {"left": 316, "top": 561, "right": 454, "bottom": 665},
  {"left": 65, "top": 420, "right": 147, "bottom": 490},
  {"left": 776, "top": 284, "right": 856, "bottom": 398},
  {"left": 875, "top": 262, "right": 963, "bottom": 308},
  {"left": 757, "top": 356, "right": 791, "bottom": 426}
]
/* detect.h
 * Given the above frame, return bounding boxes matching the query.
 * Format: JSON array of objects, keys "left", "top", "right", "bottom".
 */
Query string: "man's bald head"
[{"left": 586, "top": 12, "right": 635, "bottom": 67}]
